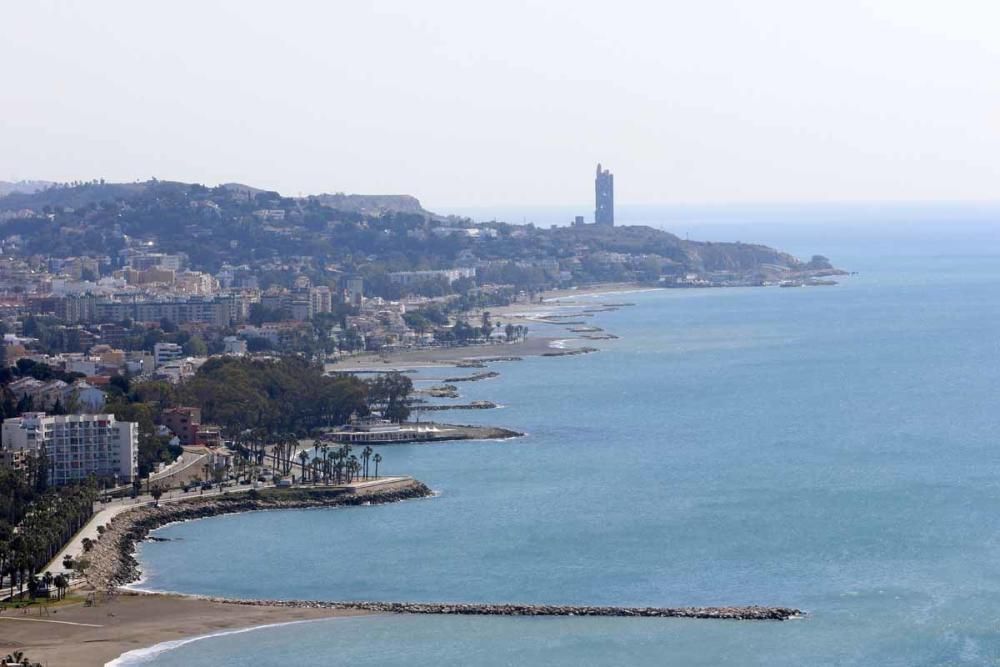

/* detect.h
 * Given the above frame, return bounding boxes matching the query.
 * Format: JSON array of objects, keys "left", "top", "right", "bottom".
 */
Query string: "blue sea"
[{"left": 121, "top": 209, "right": 1000, "bottom": 666}]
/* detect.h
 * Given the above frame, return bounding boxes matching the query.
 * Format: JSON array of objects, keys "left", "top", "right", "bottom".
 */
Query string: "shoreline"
[
  {"left": 106, "top": 616, "right": 336, "bottom": 667},
  {"left": 328, "top": 282, "right": 647, "bottom": 372},
  {"left": 15, "top": 479, "right": 802, "bottom": 666},
  {"left": 8, "top": 593, "right": 374, "bottom": 667},
  {"left": 85, "top": 480, "right": 434, "bottom": 592}
]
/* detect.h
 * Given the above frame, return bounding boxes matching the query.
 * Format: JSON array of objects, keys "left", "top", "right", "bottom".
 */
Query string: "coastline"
[
  {"left": 330, "top": 283, "right": 644, "bottom": 372},
  {"left": 85, "top": 480, "right": 434, "bottom": 592},
  {"left": 7, "top": 481, "right": 433, "bottom": 667},
  {"left": 16, "top": 281, "right": 827, "bottom": 666}
]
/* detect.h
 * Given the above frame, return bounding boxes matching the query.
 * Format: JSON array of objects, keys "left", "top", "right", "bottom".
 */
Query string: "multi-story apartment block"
[
  {"left": 1, "top": 412, "right": 138, "bottom": 485},
  {"left": 153, "top": 342, "right": 184, "bottom": 367}
]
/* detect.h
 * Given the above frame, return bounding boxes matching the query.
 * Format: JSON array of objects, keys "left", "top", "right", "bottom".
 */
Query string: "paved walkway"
[{"left": 149, "top": 451, "right": 208, "bottom": 485}]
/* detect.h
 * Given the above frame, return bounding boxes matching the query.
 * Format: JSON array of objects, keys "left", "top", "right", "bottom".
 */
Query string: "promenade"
[{"left": 44, "top": 476, "right": 415, "bottom": 580}]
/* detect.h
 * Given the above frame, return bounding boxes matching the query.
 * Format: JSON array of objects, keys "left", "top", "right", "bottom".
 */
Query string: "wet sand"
[{"left": 3, "top": 593, "right": 369, "bottom": 667}]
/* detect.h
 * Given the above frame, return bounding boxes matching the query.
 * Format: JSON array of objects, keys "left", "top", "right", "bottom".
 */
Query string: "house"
[
  {"left": 161, "top": 407, "right": 201, "bottom": 446},
  {"left": 72, "top": 380, "right": 106, "bottom": 413}
]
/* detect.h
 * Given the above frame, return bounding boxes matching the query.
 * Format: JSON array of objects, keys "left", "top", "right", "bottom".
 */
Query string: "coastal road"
[{"left": 43, "top": 480, "right": 269, "bottom": 580}]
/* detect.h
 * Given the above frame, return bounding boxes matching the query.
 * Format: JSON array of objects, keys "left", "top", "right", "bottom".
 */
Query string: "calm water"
[{"left": 126, "top": 219, "right": 1000, "bottom": 665}]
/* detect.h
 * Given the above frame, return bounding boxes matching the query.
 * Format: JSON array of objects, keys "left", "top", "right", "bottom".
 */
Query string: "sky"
[{"left": 1, "top": 1, "right": 999, "bottom": 213}]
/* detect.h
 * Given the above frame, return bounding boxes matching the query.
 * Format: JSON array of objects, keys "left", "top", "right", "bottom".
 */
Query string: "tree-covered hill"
[{"left": 0, "top": 179, "right": 836, "bottom": 292}]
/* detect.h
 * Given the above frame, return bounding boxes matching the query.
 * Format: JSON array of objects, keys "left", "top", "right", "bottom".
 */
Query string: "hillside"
[
  {"left": 0, "top": 179, "right": 56, "bottom": 198},
  {"left": 0, "top": 179, "right": 838, "bottom": 293}
]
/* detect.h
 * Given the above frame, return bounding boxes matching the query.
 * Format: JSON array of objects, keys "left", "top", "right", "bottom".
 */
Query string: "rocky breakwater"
[
  {"left": 85, "top": 481, "right": 433, "bottom": 591},
  {"left": 441, "top": 371, "right": 501, "bottom": 383},
  {"left": 206, "top": 598, "right": 802, "bottom": 621}
]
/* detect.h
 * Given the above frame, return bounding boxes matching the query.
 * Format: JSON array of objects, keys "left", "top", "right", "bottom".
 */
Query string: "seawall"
[{"left": 85, "top": 479, "right": 433, "bottom": 590}]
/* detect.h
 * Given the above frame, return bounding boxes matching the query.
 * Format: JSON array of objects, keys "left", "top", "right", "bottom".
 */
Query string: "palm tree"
[
  {"left": 361, "top": 446, "right": 373, "bottom": 480},
  {"left": 373, "top": 453, "right": 382, "bottom": 479},
  {"left": 53, "top": 573, "right": 68, "bottom": 600},
  {"left": 297, "top": 450, "right": 309, "bottom": 482}
]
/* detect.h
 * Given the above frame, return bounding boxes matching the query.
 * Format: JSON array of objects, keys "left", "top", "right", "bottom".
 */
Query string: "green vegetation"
[
  {"left": 0, "top": 467, "right": 96, "bottom": 599},
  {"left": 366, "top": 371, "right": 413, "bottom": 423},
  {"left": 176, "top": 356, "right": 368, "bottom": 435},
  {"left": 0, "top": 179, "right": 814, "bottom": 298}
]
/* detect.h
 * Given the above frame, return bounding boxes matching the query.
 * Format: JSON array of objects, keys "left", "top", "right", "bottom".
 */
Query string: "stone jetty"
[
  {"left": 184, "top": 597, "right": 802, "bottom": 621},
  {"left": 441, "top": 371, "right": 500, "bottom": 382},
  {"left": 412, "top": 400, "right": 498, "bottom": 411}
]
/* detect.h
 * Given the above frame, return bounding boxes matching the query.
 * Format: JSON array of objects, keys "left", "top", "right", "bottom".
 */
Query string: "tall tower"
[{"left": 595, "top": 163, "right": 614, "bottom": 226}]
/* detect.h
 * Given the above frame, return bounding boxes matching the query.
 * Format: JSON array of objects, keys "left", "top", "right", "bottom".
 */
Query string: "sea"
[{"left": 119, "top": 205, "right": 1000, "bottom": 666}]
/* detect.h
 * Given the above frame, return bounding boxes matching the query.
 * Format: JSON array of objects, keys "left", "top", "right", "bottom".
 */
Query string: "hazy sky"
[{"left": 2, "top": 1, "right": 999, "bottom": 211}]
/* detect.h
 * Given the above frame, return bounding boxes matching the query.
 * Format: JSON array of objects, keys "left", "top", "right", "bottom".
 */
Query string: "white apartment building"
[
  {"left": 388, "top": 268, "right": 476, "bottom": 286},
  {"left": 311, "top": 285, "right": 333, "bottom": 314},
  {"left": 153, "top": 342, "right": 184, "bottom": 368},
  {"left": 2, "top": 412, "right": 138, "bottom": 486}
]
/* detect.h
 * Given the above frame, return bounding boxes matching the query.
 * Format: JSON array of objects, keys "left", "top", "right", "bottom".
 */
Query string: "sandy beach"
[{"left": 3, "top": 592, "right": 369, "bottom": 666}]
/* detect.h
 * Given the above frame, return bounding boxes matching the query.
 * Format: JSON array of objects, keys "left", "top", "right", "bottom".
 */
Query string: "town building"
[
  {"left": 388, "top": 268, "right": 476, "bottom": 286},
  {"left": 153, "top": 342, "right": 184, "bottom": 368},
  {"left": 0, "top": 447, "right": 33, "bottom": 475},
  {"left": 1, "top": 412, "right": 138, "bottom": 485},
  {"left": 222, "top": 335, "right": 248, "bottom": 355},
  {"left": 160, "top": 407, "right": 201, "bottom": 446},
  {"left": 310, "top": 285, "right": 333, "bottom": 315},
  {"left": 345, "top": 277, "right": 364, "bottom": 307},
  {"left": 595, "top": 163, "right": 614, "bottom": 226},
  {"left": 160, "top": 406, "right": 221, "bottom": 447}
]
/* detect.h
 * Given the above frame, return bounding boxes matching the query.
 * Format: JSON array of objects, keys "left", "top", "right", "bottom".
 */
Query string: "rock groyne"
[
  {"left": 412, "top": 401, "right": 498, "bottom": 411},
  {"left": 171, "top": 596, "right": 802, "bottom": 621}
]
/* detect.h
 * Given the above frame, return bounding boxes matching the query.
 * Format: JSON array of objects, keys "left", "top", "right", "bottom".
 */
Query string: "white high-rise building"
[{"left": 1, "top": 412, "right": 138, "bottom": 486}]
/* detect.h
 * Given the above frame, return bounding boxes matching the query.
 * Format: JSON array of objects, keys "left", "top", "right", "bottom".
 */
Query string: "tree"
[
  {"left": 361, "top": 446, "right": 373, "bottom": 480},
  {"left": 150, "top": 485, "right": 164, "bottom": 507},
  {"left": 298, "top": 450, "right": 309, "bottom": 482},
  {"left": 183, "top": 335, "right": 208, "bottom": 357},
  {"left": 373, "top": 453, "right": 382, "bottom": 479},
  {"left": 53, "top": 573, "right": 69, "bottom": 600},
  {"left": 366, "top": 371, "right": 413, "bottom": 423}
]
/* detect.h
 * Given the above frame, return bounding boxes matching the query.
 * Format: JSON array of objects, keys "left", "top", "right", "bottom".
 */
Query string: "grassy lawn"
[{"left": 2, "top": 594, "right": 87, "bottom": 611}]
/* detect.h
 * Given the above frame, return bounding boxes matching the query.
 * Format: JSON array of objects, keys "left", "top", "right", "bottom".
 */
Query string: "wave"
[{"left": 106, "top": 618, "right": 330, "bottom": 666}]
